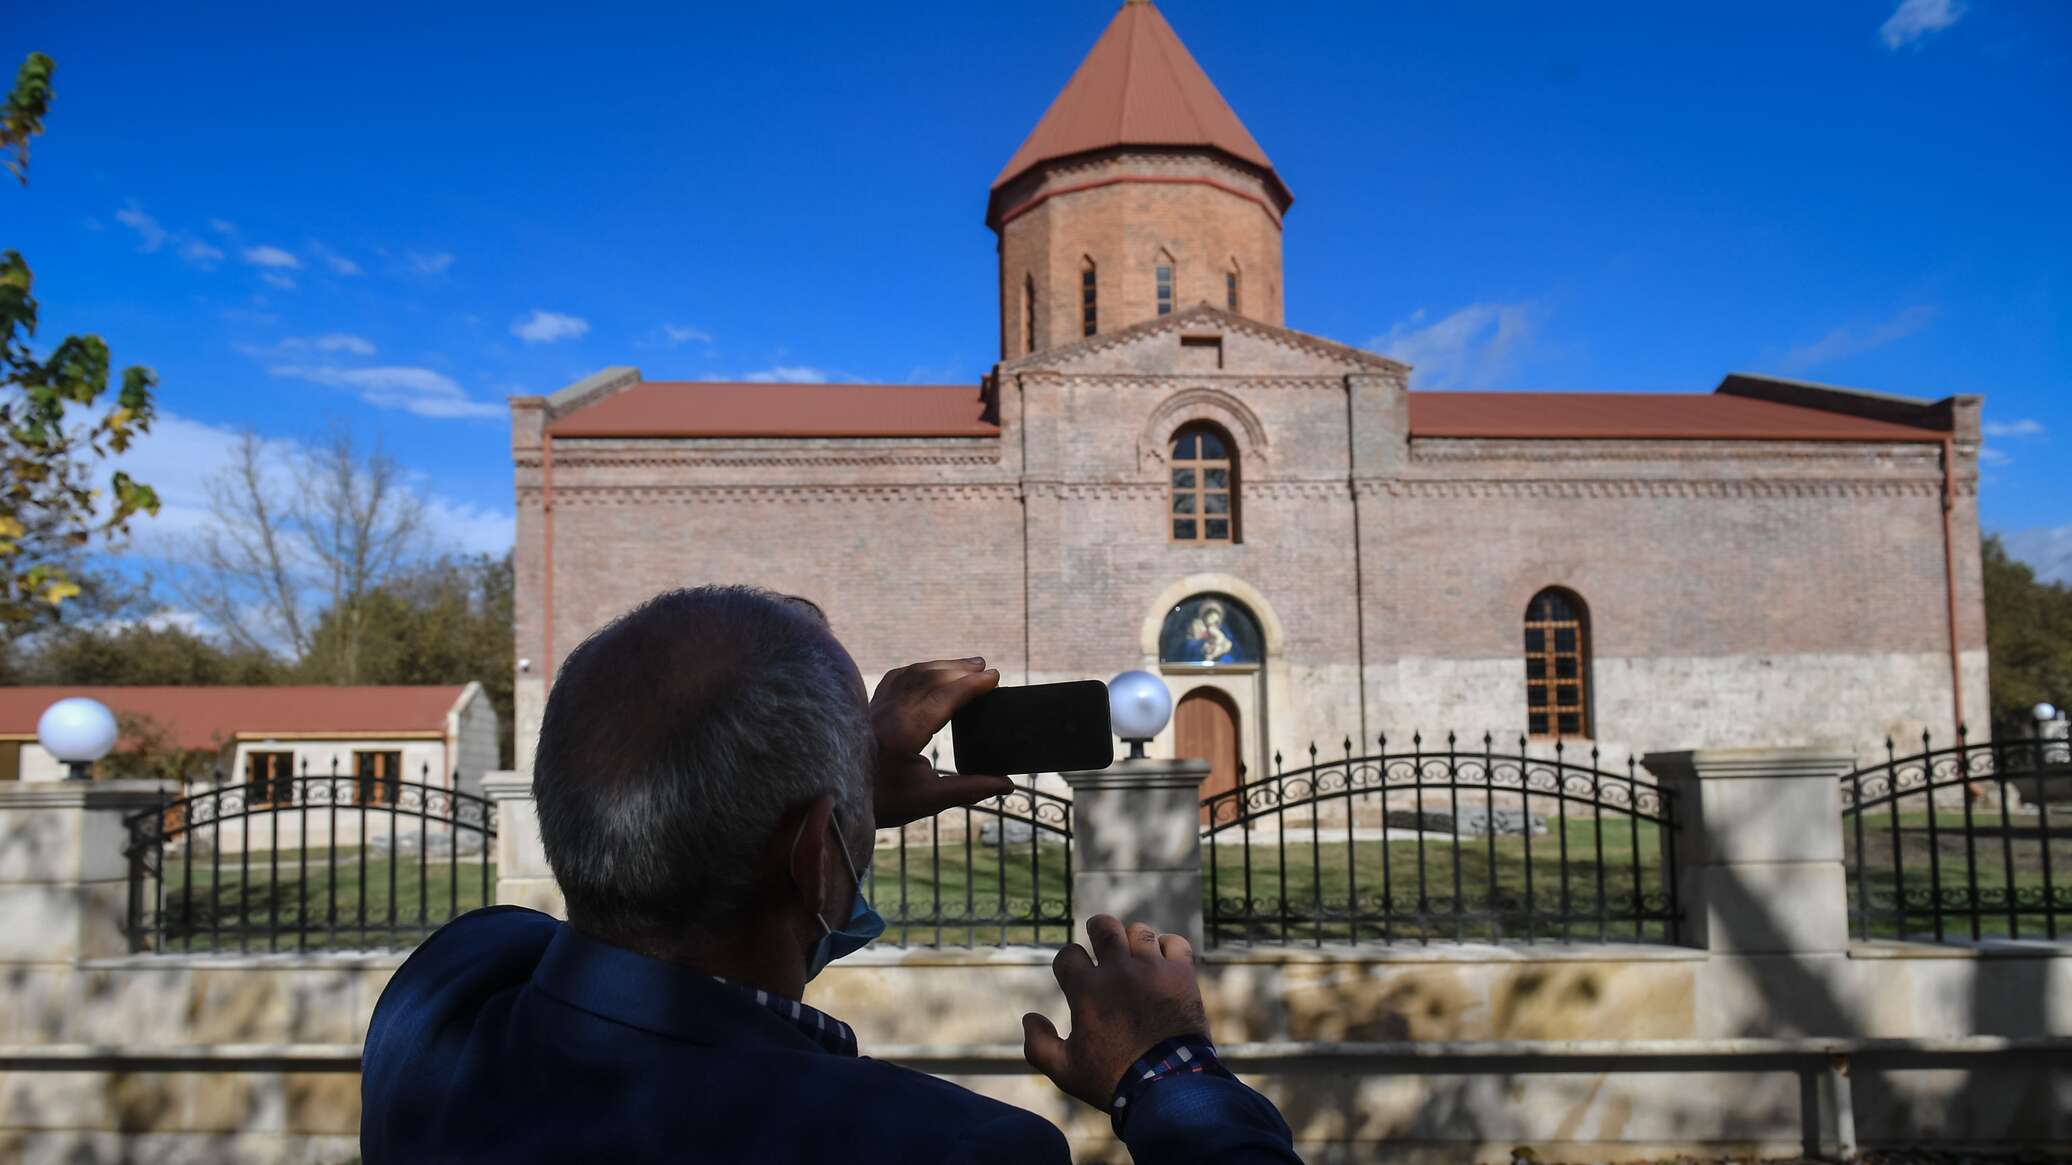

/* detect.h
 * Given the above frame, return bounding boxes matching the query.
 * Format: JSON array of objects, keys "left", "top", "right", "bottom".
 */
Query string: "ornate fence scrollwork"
[
  {"left": 1202, "top": 733, "right": 1680, "bottom": 948},
  {"left": 124, "top": 761, "right": 496, "bottom": 953},
  {"left": 868, "top": 771, "right": 1072, "bottom": 948},
  {"left": 1841, "top": 729, "right": 2070, "bottom": 944}
]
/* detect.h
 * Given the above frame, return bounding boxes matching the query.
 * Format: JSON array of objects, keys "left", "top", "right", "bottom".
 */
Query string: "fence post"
[
  {"left": 0, "top": 781, "right": 174, "bottom": 963},
  {"left": 480, "top": 771, "right": 564, "bottom": 917},
  {"left": 1640, "top": 748, "right": 1855, "bottom": 955},
  {"left": 1061, "top": 758, "right": 1211, "bottom": 948}
]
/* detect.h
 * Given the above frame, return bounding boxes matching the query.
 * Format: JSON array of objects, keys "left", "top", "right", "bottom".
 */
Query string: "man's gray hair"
[{"left": 533, "top": 586, "right": 873, "bottom": 949}]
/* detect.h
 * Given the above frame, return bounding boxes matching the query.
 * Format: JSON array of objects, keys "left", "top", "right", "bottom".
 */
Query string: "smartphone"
[{"left": 951, "top": 680, "right": 1114, "bottom": 776}]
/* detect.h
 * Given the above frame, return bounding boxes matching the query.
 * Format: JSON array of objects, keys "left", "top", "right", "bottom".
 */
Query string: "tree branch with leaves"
[{"left": 1, "top": 51, "right": 160, "bottom": 625}]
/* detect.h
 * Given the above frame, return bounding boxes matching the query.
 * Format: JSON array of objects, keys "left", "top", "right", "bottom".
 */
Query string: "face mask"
[{"left": 802, "top": 807, "right": 885, "bottom": 982}]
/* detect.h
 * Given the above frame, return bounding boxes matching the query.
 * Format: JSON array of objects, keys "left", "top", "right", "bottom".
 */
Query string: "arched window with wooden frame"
[
  {"left": 1524, "top": 588, "right": 1590, "bottom": 738},
  {"left": 1169, "top": 422, "right": 1238, "bottom": 544},
  {"left": 1080, "top": 256, "right": 1098, "bottom": 336},
  {"left": 1155, "top": 250, "right": 1175, "bottom": 317},
  {"left": 1023, "top": 273, "right": 1037, "bottom": 354}
]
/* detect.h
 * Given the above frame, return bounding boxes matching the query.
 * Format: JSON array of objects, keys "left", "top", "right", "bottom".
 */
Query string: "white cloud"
[
  {"left": 405, "top": 250, "right": 455, "bottom": 275},
  {"left": 511, "top": 309, "right": 590, "bottom": 344},
  {"left": 209, "top": 218, "right": 238, "bottom": 236},
  {"left": 268, "top": 363, "right": 503, "bottom": 420},
  {"left": 259, "top": 272, "right": 297, "bottom": 290},
  {"left": 1779, "top": 305, "right": 1935, "bottom": 372},
  {"left": 114, "top": 201, "right": 167, "bottom": 252},
  {"left": 1981, "top": 418, "right": 2045, "bottom": 439},
  {"left": 242, "top": 244, "right": 302, "bottom": 270},
  {"left": 662, "top": 323, "right": 714, "bottom": 345},
  {"left": 1881, "top": 0, "right": 1965, "bottom": 49},
  {"left": 1370, "top": 301, "right": 1543, "bottom": 389},
  {"left": 1978, "top": 445, "right": 2014, "bottom": 466},
  {"left": 111, "top": 413, "right": 514, "bottom": 567},
  {"left": 178, "top": 238, "right": 225, "bottom": 265},
  {"left": 741, "top": 365, "right": 832, "bottom": 383},
  {"left": 312, "top": 332, "right": 376, "bottom": 355},
  {"left": 2005, "top": 525, "right": 2072, "bottom": 585},
  {"left": 238, "top": 333, "right": 379, "bottom": 359},
  {"left": 309, "top": 240, "right": 362, "bottom": 276}
]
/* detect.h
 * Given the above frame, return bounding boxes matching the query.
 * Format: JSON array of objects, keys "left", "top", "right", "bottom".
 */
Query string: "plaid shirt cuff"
[{"left": 1109, "top": 1034, "right": 1227, "bottom": 1136}]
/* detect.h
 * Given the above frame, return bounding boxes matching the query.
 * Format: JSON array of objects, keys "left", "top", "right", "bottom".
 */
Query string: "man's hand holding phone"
[{"left": 870, "top": 658, "right": 1015, "bottom": 828}]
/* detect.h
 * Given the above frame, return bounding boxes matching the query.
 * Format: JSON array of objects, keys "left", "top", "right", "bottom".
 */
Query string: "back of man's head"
[{"left": 533, "top": 585, "right": 872, "bottom": 953}]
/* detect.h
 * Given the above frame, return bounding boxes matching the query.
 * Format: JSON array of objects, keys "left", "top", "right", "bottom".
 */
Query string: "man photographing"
[{"left": 361, "top": 585, "right": 1300, "bottom": 1163}]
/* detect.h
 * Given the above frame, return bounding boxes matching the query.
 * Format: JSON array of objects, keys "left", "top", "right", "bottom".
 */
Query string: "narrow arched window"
[
  {"left": 1155, "top": 251, "right": 1175, "bottom": 317},
  {"left": 1225, "top": 261, "right": 1240, "bottom": 312},
  {"left": 1080, "top": 258, "right": 1098, "bottom": 336},
  {"left": 1524, "top": 589, "right": 1590, "bottom": 738},
  {"left": 1023, "top": 274, "right": 1037, "bottom": 354},
  {"left": 1169, "top": 422, "right": 1237, "bottom": 544}
]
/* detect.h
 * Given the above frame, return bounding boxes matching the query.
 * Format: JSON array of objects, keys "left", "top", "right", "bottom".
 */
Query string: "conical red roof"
[{"left": 992, "top": 0, "right": 1290, "bottom": 207}]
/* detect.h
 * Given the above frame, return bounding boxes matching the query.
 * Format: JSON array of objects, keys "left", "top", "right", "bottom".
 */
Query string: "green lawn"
[
  {"left": 149, "top": 847, "right": 495, "bottom": 952},
  {"left": 1845, "top": 807, "right": 2069, "bottom": 941},
  {"left": 867, "top": 838, "right": 1075, "bottom": 946},
  {"left": 862, "top": 818, "right": 1677, "bottom": 948},
  {"left": 1202, "top": 817, "right": 1675, "bottom": 945}
]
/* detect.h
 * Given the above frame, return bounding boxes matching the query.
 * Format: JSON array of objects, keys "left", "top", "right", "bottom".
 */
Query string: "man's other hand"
[
  {"left": 870, "top": 658, "right": 1014, "bottom": 828},
  {"left": 1021, "top": 915, "right": 1213, "bottom": 1110}
]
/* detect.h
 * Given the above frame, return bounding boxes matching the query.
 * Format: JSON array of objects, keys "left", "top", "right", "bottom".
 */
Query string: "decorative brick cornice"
[
  {"left": 1358, "top": 478, "right": 1955, "bottom": 500},
  {"left": 1022, "top": 478, "right": 1346, "bottom": 502},
  {"left": 1411, "top": 439, "right": 1946, "bottom": 464},
  {"left": 1005, "top": 304, "right": 1405, "bottom": 376},
  {"left": 519, "top": 452, "right": 1002, "bottom": 471},
  {"left": 1023, "top": 373, "right": 1342, "bottom": 392},
  {"left": 539, "top": 483, "right": 1024, "bottom": 506}
]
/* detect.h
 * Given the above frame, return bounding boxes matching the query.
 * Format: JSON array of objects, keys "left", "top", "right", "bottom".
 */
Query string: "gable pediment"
[{"left": 1000, "top": 305, "right": 1406, "bottom": 380}]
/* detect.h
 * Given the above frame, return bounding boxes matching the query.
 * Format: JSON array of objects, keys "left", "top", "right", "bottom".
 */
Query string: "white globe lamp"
[
  {"left": 37, "top": 697, "right": 119, "bottom": 781},
  {"left": 1108, "top": 670, "right": 1173, "bottom": 760},
  {"left": 2037, "top": 703, "right": 2061, "bottom": 725}
]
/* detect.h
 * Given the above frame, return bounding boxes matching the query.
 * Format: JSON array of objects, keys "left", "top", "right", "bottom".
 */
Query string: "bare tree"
[{"left": 186, "top": 426, "right": 426, "bottom": 680}]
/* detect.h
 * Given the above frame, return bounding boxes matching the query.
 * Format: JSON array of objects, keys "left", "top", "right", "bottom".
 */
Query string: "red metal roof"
[
  {"left": 547, "top": 382, "right": 998, "bottom": 439},
  {"left": 0, "top": 686, "right": 467, "bottom": 752},
  {"left": 1406, "top": 392, "right": 1947, "bottom": 442},
  {"left": 992, "top": 0, "right": 1288, "bottom": 204}
]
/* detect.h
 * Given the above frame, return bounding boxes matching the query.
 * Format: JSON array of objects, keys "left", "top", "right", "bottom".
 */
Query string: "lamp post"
[
  {"left": 37, "top": 696, "right": 118, "bottom": 781},
  {"left": 1108, "top": 669, "right": 1173, "bottom": 760}
]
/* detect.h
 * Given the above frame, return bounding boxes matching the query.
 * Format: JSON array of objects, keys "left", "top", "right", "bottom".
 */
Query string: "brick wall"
[
  {"left": 509, "top": 313, "right": 1985, "bottom": 775},
  {"left": 995, "top": 151, "right": 1284, "bottom": 358}
]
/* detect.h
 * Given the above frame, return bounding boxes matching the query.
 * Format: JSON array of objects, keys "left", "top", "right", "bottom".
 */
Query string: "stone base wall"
[{"left": 2, "top": 945, "right": 2066, "bottom": 1161}]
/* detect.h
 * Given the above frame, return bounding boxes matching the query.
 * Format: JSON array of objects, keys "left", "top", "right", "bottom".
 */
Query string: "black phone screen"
[{"left": 950, "top": 680, "right": 1114, "bottom": 776}]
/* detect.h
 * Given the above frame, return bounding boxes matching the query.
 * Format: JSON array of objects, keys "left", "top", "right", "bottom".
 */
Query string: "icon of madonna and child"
[{"left": 1158, "top": 595, "right": 1262, "bottom": 667}]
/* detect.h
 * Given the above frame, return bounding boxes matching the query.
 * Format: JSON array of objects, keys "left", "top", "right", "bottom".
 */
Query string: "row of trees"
[
  {"left": 1, "top": 552, "right": 517, "bottom": 767},
  {"left": 1982, "top": 536, "right": 2072, "bottom": 739}
]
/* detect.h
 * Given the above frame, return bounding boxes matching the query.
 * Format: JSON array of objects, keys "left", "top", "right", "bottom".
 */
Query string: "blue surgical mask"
[{"left": 803, "top": 808, "right": 884, "bottom": 982}]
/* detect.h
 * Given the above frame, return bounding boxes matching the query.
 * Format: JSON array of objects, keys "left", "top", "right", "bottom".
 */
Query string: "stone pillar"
[
  {"left": 1061, "top": 758, "right": 1210, "bottom": 947},
  {"left": 481, "top": 772, "right": 564, "bottom": 917},
  {"left": 1641, "top": 748, "right": 1855, "bottom": 955},
  {"left": 0, "top": 781, "right": 173, "bottom": 963}
]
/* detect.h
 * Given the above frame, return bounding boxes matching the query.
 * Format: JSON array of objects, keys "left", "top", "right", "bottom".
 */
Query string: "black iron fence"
[
  {"left": 1842, "top": 730, "right": 2071, "bottom": 943},
  {"left": 1202, "top": 734, "right": 1681, "bottom": 947},
  {"left": 868, "top": 772, "right": 1073, "bottom": 947},
  {"left": 124, "top": 760, "right": 495, "bottom": 953}
]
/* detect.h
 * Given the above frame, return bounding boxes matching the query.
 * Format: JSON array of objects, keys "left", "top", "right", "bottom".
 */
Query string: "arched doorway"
[{"left": 1176, "top": 687, "right": 1242, "bottom": 823}]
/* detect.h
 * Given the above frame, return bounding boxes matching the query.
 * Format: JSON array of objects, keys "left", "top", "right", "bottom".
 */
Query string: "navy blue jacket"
[{"left": 362, "top": 907, "right": 1299, "bottom": 1163}]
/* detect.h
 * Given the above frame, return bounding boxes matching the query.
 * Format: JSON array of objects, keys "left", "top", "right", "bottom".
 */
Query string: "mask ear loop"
[{"left": 791, "top": 813, "right": 835, "bottom": 937}]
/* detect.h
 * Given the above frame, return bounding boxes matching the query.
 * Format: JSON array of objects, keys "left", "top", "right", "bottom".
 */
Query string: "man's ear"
[{"left": 786, "top": 793, "right": 839, "bottom": 920}]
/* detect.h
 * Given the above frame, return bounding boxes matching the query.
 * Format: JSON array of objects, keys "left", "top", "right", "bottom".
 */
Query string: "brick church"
[{"left": 509, "top": 0, "right": 1987, "bottom": 793}]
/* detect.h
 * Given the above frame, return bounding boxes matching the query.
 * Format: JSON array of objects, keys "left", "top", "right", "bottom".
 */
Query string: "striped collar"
[{"left": 710, "top": 976, "right": 858, "bottom": 1058}]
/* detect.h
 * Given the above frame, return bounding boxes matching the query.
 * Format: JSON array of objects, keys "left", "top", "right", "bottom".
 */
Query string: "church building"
[{"left": 508, "top": 0, "right": 1987, "bottom": 794}]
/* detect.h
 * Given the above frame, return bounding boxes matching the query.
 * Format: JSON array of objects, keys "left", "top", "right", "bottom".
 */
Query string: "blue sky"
[{"left": 8, "top": 0, "right": 2070, "bottom": 589}]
